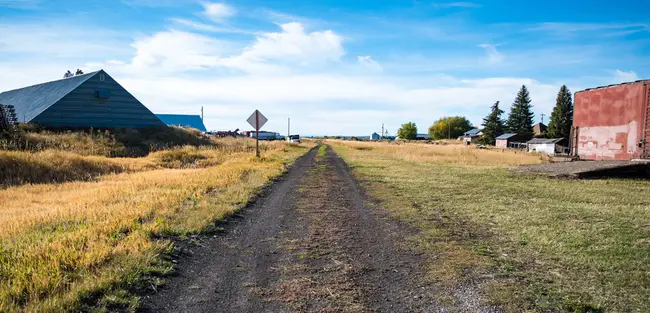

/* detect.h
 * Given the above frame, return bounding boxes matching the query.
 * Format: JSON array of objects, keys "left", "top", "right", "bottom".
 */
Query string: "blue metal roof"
[
  {"left": 0, "top": 71, "right": 99, "bottom": 122},
  {"left": 156, "top": 114, "right": 207, "bottom": 132},
  {"left": 496, "top": 133, "right": 518, "bottom": 140},
  {"left": 464, "top": 128, "right": 481, "bottom": 136}
]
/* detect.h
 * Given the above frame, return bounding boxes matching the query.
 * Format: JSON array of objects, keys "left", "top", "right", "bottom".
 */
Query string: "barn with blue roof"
[
  {"left": 156, "top": 114, "right": 207, "bottom": 132},
  {"left": 0, "top": 70, "right": 163, "bottom": 128}
]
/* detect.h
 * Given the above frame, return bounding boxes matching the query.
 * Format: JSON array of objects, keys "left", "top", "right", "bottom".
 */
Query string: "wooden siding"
[{"left": 33, "top": 71, "right": 164, "bottom": 128}]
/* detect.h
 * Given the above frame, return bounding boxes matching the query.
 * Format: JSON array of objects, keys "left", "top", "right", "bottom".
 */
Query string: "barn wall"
[
  {"left": 33, "top": 72, "right": 164, "bottom": 128},
  {"left": 574, "top": 81, "right": 649, "bottom": 160},
  {"left": 495, "top": 139, "right": 508, "bottom": 148}
]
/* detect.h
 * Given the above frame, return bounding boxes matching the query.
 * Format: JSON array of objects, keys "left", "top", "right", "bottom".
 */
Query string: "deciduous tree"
[
  {"left": 397, "top": 122, "right": 418, "bottom": 140},
  {"left": 428, "top": 116, "right": 472, "bottom": 140}
]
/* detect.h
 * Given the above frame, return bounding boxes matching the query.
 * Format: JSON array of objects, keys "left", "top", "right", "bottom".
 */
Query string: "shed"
[
  {"left": 495, "top": 133, "right": 521, "bottom": 148},
  {"left": 416, "top": 133, "right": 430, "bottom": 140},
  {"left": 527, "top": 138, "right": 566, "bottom": 155},
  {"left": 156, "top": 114, "right": 207, "bottom": 132},
  {"left": 0, "top": 70, "right": 163, "bottom": 128},
  {"left": 573, "top": 79, "right": 650, "bottom": 160},
  {"left": 370, "top": 132, "right": 381, "bottom": 140},
  {"left": 462, "top": 128, "right": 482, "bottom": 144}
]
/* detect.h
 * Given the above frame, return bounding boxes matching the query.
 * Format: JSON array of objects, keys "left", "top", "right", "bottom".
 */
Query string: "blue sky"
[{"left": 1, "top": 0, "right": 649, "bottom": 135}]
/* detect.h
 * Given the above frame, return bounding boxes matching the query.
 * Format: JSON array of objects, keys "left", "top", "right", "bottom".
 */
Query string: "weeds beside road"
[
  {"left": 332, "top": 140, "right": 650, "bottom": 312},
  {"left": 0, "top": 138, "right": 312, "bottom": 312}
]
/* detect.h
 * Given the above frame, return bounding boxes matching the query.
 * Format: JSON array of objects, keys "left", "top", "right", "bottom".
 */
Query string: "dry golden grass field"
[
  {"left": 331, "top": 140, "right": 650, "bottom": 312},
  {"left": 0, "top": 135, "right": 312, "bottom": 312}
]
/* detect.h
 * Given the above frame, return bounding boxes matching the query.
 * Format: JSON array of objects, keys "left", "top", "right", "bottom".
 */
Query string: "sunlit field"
[
  {"left": 0, "top": 138, "right": 312, "bottom": 312},
  {"left": 332, "top": 140, "right": 650, "bottom": 312}
]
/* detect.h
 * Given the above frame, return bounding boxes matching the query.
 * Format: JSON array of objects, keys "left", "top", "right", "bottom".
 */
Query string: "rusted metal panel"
[{"left": 574, "top": 80, "right": 649, "bottom": 160}]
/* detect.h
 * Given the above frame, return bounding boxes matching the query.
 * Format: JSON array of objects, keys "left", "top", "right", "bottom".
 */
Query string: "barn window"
[
  {"left": 94, "top": 89, "right": 112, "bottom": 99},
  {"left": 99, "top": 74, "right": 105, "bottom": 81}
]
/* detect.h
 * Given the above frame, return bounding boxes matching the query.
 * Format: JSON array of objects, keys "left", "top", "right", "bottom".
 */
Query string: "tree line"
[{"left": 396, "top": 85, "right": 574, "bottom": 145}]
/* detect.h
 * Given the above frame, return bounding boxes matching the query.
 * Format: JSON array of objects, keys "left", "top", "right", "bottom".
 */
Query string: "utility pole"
[
  {"left": 287, "top": 117, "right": 290, "bottom": 140},
  {"left": 201, "top": 106, "right": 204, "bottom": 121},
  {"left": 541, "top": 113, "right": 546, "bottom": 124},
  {"left": 448, "top": 123, "right": 451, "bottom": 139},
  {"left": 381, "top": 123, "right": 384, "bottom": 139}
]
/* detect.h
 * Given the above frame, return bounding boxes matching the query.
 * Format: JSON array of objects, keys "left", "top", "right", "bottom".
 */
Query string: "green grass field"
[{"left": 332, "top": 140, "right": 650, "bottom": 312}]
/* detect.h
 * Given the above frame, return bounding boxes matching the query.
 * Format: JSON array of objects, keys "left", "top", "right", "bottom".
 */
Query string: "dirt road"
[{"left": 140, "top": 145, "right": 491, "bottom": 312}]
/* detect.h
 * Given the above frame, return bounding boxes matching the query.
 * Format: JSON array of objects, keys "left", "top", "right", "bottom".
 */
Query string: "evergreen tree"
[
  {"left": 506, "top": 85, "right": 535, "bottom": 140},
  {"left": 547, "top": 85, "right": 573, "bottom": 139},
  {"left": 479, "top": 101, "right": 505, "bottom": 145}
]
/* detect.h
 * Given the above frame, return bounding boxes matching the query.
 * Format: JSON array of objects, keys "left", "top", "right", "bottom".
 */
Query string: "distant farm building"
[
  {"left": 573, "top": 79, "right": 650, "bottom": 160},
  {"left": 156, "top": 114, "right": 207, "bottom": 132},
  {"left": 462, "top": 128, "right": 482, "bottom": 144},
  {"left": 416, "top": 133, "right": 430, "bottom": 140},
  {"left": 495, "top": 133, "right": 522, "bottom": 149},
  {"left": 370, "top": 132, "right": 381, "bottom": 140},
  {"left": 527, "top": 138, "right": 567, "bottom": 155},
  {"left": 0, "top": 70, "right": 163, "bottom": 128},
  {"left": 533, "top": 122, "right": 547, "bottom": 137}
]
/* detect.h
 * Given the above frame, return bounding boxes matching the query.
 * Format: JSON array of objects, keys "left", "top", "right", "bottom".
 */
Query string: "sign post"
[{"left": 247, "top": 110, "right": 268, "bottom": 158}]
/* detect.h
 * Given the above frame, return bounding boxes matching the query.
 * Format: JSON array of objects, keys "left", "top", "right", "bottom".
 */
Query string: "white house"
[{"left": 527, "top": 138, "right": 567, "bottom": 155}]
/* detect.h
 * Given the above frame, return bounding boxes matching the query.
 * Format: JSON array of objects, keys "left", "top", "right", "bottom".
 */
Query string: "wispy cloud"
[
  {"left": 169, "top": 18, "right": 250, "bottom": 34},
  {"left": 121, "top": 0, "right": 188, "bottom": 7},
  {"left": 612, "top": 69, "right": 639, "bottom": 83},
  {"left": 357, "top": 56, "right": 382, "bottom": 71},
  {"left": 0, "top": 0, "right": 41, "bottom": 9},
  {"left": 527, "top": 22, "right": 650, "bottom": 38},
  {"left": 432, "top": 2, "right": 482, "bottom": 9},
  {"left": 478, "top": 43, "right": 504, "bottom": 64}
]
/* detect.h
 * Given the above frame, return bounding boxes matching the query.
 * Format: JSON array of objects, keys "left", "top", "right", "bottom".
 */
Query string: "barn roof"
[
  {"left": 156, "top": 114, "right": 207, "bottom": 132},
  {"left": 464, "top": 128, "right": 481, "bottom": 136},
  {"left": 0, "top": 71, "right": 100, "bottom": 122},
  {"left": 527, "top": 138, "right": 565, "bottom": 144},
  {"left": 496, "top": 133, "right": 518, "bottom": 140}
]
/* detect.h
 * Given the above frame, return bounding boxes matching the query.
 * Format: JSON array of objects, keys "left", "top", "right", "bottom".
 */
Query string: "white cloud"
[
  {"left": 129, "top": 30, "right": 227, "bottom": 72},
  {"left": 202, "top": 2, "right": 235, "bottom": 22},
  {"left": 239, "top": 22, "right": 343, "bottom": 63},
  {"left": 219, "top": 22, "right": 344, "bottom": 72},
  {"left": 612, "top": 69, "right": 639, "bottom": 83},
  {"left": 478, "top": 43, "right": 504, "bottom": 64},
  {"left": 357, "top": 56, "right": 382, "bottom": 71}
]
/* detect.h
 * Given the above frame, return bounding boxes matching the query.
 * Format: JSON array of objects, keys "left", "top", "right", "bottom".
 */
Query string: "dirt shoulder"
[{"left": 139, "top": 145, "right": 491, "bottom": 312}]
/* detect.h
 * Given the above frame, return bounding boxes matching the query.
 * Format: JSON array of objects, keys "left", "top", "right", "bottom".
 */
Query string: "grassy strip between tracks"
[
  {"left": 331, "top": 140, "right": 650, "bottom": 312},
  {"left": 0, "top": 140, "right": 313, "bottom": 312}
]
